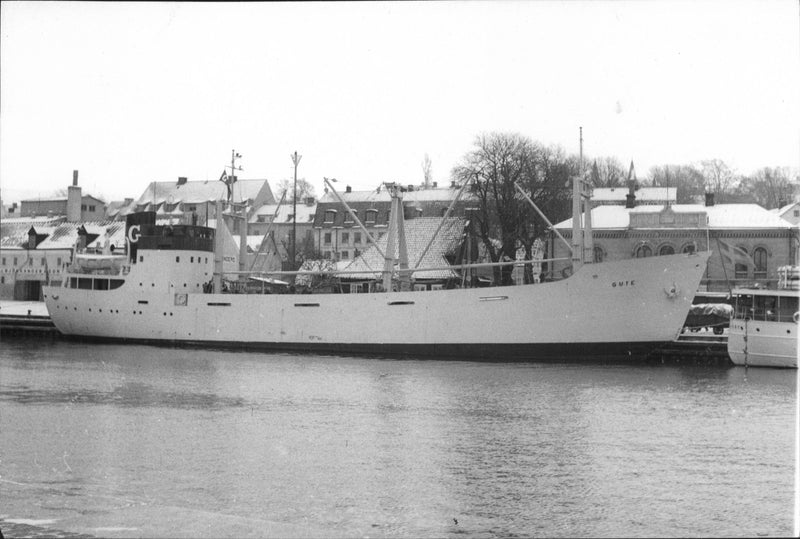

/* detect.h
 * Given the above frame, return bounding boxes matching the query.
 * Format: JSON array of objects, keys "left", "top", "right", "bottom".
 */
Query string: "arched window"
[
  {"left": 634, "top": 244, "right": 652, "bottom": 258},
  {"left": 681, "top": 242, "right": 697, "bottom": 254},
  {"left": 659, "top": 244, "right": 675, "bottom": 256},
  {"left": 754, "top": 247, "right": 768, "bottom": 280},
  {"left": 734, "top": 246, "right": 749, "bottom": 280},
  {"left": 593, "top": 246, "right": 605, "bottom": 263}
]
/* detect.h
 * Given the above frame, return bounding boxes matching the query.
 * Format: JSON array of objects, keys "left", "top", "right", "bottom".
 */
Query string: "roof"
[
  {"left": 250, "top": 201, "right": 317, "bottom": 225},
  {"left": 341, "top": 216, "right": 467, "bottom": 279},
  {"left": 554, "top": 203, "right": 796, "bottom": 230},
  {"left": 317, "top": 185, "right": 468, "bottom": 205},
  {"left": 20, "top": 194, "right": 106, "bottom": 204},
  {"left": 592, "top": 186, "right": 676, "bottom": 203},
  {"left": 134, "top": 179, "right": 275, "bottom": 207},
  {"left": 314, "top": 186, "right": 475, "bottom": 228},
  {"left": 0, "top": 220, "right": 124, "bottom": 250},
  {"left": 106, "top": 199, "right": 138, "bottom": 218}
]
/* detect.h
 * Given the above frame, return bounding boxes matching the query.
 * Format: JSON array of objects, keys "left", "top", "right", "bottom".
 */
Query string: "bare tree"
[
  {"left": 649, "top": 164, "right": 705, "bottom": 203},
  {"left": 452, "top": 133, "right": 573, "bottom": 285},
  {"left": 276, "top": 177, "right": 316, "bottom": 202},
  {"left": 737, "top": 167, "right": 795, "bottom": 209},
  {"left": 422, "top": 153, "right": 433, "bottom": 188},
  {"left": 588, "top": 157, "right": 626, "bottom": 187},
  {"left": 700, "top": 159, "right": 736, "bottom": 201}
]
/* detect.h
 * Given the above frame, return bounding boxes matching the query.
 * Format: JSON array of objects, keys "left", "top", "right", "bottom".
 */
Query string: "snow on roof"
[
  {"left": 134, "top": 179, "right": 273, "bottom": 206},
  {"left": 554, "top": 204, "right": 795, "bottom": 230},
  {"left": 341, "top": 216, "right": 466, "bottom": 279},
  {"left": 250, "top": 201, "right": 317, "bottom": 224},
  {"left": 0, "top": 220, "right": 124, "bottom": 250},
  {"left": 318, "top": 186, "right": 468, "bottom": 204}
]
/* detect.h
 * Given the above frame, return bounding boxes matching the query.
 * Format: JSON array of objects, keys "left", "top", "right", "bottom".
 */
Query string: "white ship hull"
[
  {"left": 728, "top": 319, "right": 798, "bottom": 368},
  {"left": 43, "top": 251, "right": 710, "bottom": 360}
]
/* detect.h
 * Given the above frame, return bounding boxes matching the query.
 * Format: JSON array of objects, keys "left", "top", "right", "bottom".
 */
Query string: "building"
[
  {"left": 248, "top": 197, "right": 318, "bottom": 265},
  {"left": 336, "top": 216, "right": 470, "bottom": 293},
  {"left": 19, "top": 171, "right": 106, "bottom": 221},
  {"left": 133, "top": 178, "right": 276, "bottom": 230},
  {"left": 772, "top": 201, "right": 800, "bottom": 227},
  {"left": 549, "top": 193, "right": 798, "bottom": 292},
  {"left": 0, "top": 217, "right": 125, "bottom": 300},
  {"left": 312, "top": 184, "right": 475, "bottom": 262}
]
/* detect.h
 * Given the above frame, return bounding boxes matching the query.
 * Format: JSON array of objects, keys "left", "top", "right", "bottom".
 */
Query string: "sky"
[{"left": 1, "top": 1, "right": 798, "bottom": 204}]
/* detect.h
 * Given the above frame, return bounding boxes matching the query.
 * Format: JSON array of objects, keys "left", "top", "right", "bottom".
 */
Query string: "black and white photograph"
[{"left": 0, "top": 1, "right": 797, "bottom": 537}]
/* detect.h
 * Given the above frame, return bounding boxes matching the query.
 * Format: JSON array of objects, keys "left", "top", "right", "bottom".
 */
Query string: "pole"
[
  {"left": 213, "top": 200, "right": 223, "bottom": 293},
  {"left": 291, "top": 152, "right": 301, "bottom": 271}
]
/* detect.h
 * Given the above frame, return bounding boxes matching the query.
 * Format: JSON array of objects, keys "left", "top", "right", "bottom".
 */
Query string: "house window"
[
  {"left": 753, "top": 247, "right": 768, "bottom": 280},
  {"left": 354, "top": 232, "right": 362, "bottom": 244},
  {"left": 13, "top": 257, "right": 18, "bottom": 266},
  {"left": 349, "top": 283, "right": 361, "bottom": 294},
  {"left": 1, "top": 257, "right": 5, "bottom": 265},
  {"left": 344, "top": 210, "right": 356, "bottom": 224},
  {"left": 340, "top": 250, "right": 349, "bottom": 259},
  {"left": 341, "top": 232, "right": 350, "bottom": 245},
  {"left": 41, "top": 258, "right": 46, "bottom": 266},
  {"left": 57, "top": 257, "right": 62, "bottom": 266},
  {"left": 593, "top": 246, "right": 605, "bottom": 263},
  {"left": 659, "top": 244, "right": 675, "bottom": 256},
  {"left": 365, "top": 209, "right": 378, "bottom": 224},
  {"left": 734, "top": 246, "right": 749, "bottom": 279},
  {"left": 81, "top": 204, "right": 87, "bottom": 211},
  {"left": 0, "top": 276, "right": 4, "bottom": 284},
  {"left": 324, "top": 210, "right": 337, "bottom": 223},
  {"left": 257, "top": 215, "right": 268, "bottom": 223},
  {"left": 414, "top": 284, "right": 427, "bottom": 292},
  {"left": 89, "top": 205, "right": 96, "bottom": 212},
  {"left": 323, "top": 251, "right": 331, "bottom": 260},
  {"left": 324, "top": 233, "right": 332, "bottom": 245},
  {"left": 634, "top": 244, "right": 652, "bottom": 258}
]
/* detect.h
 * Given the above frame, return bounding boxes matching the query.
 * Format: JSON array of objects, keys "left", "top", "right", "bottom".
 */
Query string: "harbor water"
[{"left": 0, "top": 339, "right": 796, "bottom": 537}]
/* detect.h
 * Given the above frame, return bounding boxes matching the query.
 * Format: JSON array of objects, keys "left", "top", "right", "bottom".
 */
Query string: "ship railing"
[{"left": 221, "top": 257, "right": 571, "bottom": 280}]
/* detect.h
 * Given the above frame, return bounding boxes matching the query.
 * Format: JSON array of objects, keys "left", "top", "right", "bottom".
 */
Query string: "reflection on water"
[{"left": 0, "top": 339, "right": 796, "bottom": 538}]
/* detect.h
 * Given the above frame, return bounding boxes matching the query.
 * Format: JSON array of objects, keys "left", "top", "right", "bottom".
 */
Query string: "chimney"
[
  {"left": 345, "top": 185, "right": 352, "bottom": 193},
  {"left": 705, "top": 193, "right": 715, "bottom": 207},
  {"left": 625, "top": 179, "right": 636, "bottom": 209},
  {"left": 67, "top": 170, "right": 82, "bottom": 222}
]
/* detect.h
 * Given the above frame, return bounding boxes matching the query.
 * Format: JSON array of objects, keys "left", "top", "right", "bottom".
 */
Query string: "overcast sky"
[{"left": 1, "top": 1, "right": 798, "bottom": 204}]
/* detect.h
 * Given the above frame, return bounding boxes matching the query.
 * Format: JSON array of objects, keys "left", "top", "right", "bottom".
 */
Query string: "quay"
[{"left": 0, "top": 300, "right": 58, "bottom": 337}]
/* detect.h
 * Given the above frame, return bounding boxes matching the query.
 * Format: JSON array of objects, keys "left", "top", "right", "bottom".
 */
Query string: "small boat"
[{"left": 727, "top": 266, "right": 799, "bottom": 368}]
